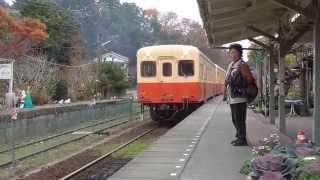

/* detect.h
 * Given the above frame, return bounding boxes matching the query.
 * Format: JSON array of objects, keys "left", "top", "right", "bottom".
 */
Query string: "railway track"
[
  {"left": 0, "top": 113, "right": 142, "bottom": 168},
  {"left": 60, "top": 127, "right": 157, "bottom": 180}
]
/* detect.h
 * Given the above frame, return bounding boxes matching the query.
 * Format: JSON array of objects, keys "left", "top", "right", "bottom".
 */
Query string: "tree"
[
  {"left": 56, "top": 0, "right": 120, "bottom": 60},
  {"left": 156, "top": 12, "right": 182, "bottom": 44},
  {"left": 0, "top": 7, "right": 47, "bottom": 58},
  {"left": 57, "top": 1, "right": 227, "bottom": 69},
  {"left": 14, "top": 0, "right": 83, "bottom": 64},
  {"left": 247, "top": 43, "right": 261, "bottom": 67},
  {"left": 247, "top": 40, "right": 301, "bottom": 100},
  {"left": 109, "top": 3, "right": 147, "bottom": 63},
  {"left": 97, "top": 63, "right": 129, "bottom": 97},
  {"left": 155, "top": 12, "right": 228, "bottom": 69},
  {"left": 143, "top": 8, "right": 162, "bottom": 44}
]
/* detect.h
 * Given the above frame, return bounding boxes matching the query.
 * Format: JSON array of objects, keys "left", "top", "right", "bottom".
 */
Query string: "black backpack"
[
  {"left": 242, "top": 66, "right": 258, "bottom": 103},
  {"left": 245, "top": 83, "right": 258, "bottom": 103}
]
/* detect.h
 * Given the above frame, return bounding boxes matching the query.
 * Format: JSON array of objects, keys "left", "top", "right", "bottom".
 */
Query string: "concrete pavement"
[{"left": 108, "top": 97, "right": 293, "bottom": 180}]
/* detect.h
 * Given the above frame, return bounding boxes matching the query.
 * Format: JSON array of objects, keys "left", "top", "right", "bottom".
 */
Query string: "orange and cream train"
[{"left": 137, "top": 45, "right": 226, "bottom": 122}]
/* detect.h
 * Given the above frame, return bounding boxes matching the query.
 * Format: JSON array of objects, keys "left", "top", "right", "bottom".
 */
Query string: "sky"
[
  {"left": 121, "top": 0, "right": 202, "bottom": 23},
  {"left": 4, "top": 0, "right": 13, "bottom": 5}
]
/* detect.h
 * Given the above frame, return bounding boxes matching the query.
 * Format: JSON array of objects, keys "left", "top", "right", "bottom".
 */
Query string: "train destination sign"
[{"left": 0, "top": 64, "right": 12, "bottom": 80}]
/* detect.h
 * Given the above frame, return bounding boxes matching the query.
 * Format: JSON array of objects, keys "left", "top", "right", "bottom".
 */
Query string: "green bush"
[
  {"left": 298, "top": 175, "right": 320, "bottom": 180},
  {"left": 31, "top": 87, "right": 49, "bottom": 105},
  {"left": 97, "top": 63, "right": 129, "bottom": 98},
  {"left": 52, "top": 80, "right": 69, "bottom": 100},
  {"left": 73, "top": 82, "right": 96, "bottom": 101},
  {"left": 45, "top": 78, "right": 58, "bottom": 101},
  {"left": 287, "top": 81, "right": 302, "bottom": 100},
  {"left": 240, "top": 159, "right": 253, "bottom": 176}
]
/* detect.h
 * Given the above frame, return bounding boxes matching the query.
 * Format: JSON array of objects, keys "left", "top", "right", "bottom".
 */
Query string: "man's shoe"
[
  {"left": 232, "top": 139, "right": 248, "bottom": 146},
  {"left": 230, "top": 139, "right": 239, "bottom": 144}
]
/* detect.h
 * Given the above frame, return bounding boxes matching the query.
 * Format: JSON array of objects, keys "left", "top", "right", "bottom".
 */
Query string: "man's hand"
[{"left": 222, "top": 87, "right": 227, "bottom": 101}]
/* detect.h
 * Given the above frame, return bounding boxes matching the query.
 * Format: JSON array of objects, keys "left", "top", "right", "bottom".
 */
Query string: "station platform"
[{"left": 109, "top": 97, "right": 292, "bottom": 180}]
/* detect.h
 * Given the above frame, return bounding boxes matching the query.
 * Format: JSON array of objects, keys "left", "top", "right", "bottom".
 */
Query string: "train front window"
[
  {"left": 179, "top": 60, "right": 194, "bottom": 76},
  {"left": 163, "top": 63, "right": 172, "bottom": 76},
  {"left": 141, "top": 61, "right": 156, "bottom": 77}
]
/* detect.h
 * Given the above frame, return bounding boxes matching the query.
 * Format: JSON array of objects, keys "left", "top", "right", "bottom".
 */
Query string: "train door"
[
  {"left": 159, "top": 59, "right": 175, "bottom": 100},
  {"left": 160, "top": 60, "right": 174, "bottom": 81}
]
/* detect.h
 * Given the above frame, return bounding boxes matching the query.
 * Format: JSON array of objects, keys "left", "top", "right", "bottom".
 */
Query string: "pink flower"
[
  {"left": 296, "top": 147, "right": 316, "bottom": 157},
  {"left": 254, "top": 154, "right": 283, "bottom": 171}
]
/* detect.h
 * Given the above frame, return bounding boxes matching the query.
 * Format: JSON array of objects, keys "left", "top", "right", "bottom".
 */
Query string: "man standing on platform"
[{"left": 223, "top": 44, "right": 255, "bottom": 146}]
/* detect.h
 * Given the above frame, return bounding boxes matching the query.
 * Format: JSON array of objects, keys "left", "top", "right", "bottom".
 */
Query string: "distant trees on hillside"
[{"left": 55, "top": 0, "right": 228, "bottom": 68}]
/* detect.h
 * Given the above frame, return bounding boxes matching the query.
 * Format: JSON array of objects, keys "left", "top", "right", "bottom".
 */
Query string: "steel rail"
[
  {"left": 60, "top": 128, "right": 156, "bottom": 180},
  {"left": 0, "top": 114, "right": 141, "bottom": 168}
]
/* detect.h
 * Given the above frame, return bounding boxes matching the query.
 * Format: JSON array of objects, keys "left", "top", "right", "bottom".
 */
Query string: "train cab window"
[
  {"left": 141, "top": 61, "right": 156, "bottom": 77},
  {"left": 162, "top": 63, "right": 172, "bottom": 76},
  {"left": 179, "top": 60, "right": 194, "bottom": 76}
]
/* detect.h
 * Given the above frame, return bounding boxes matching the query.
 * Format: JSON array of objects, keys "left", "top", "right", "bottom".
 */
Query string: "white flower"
[
  {"left": 304, "top": 156, "right": 317, "bottom": 160},
  {"left": 270, "top": 133, "right": 279, "bottom": 138}
]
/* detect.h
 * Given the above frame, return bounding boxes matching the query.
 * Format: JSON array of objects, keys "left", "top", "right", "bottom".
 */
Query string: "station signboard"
[{"left": 0, "top": 64, "right": 12, "bottom": 80}]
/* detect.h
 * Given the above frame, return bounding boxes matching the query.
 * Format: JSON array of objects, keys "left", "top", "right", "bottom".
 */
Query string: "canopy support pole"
[
  {"left": 278, "top": 44, "right": 286, "bottom": 133},
  {"left": 313, "top": 11, "right": 320, "bottom": 144},
  {"left": 269, "top": 50, "right": 276, "bottom": 124}
]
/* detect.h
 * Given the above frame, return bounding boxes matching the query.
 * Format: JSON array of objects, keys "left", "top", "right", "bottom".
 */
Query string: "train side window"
[
  {"left": 141, "top": 61, "right": 156, "bottom": 77},
  {"left": 163, "top": 63, "right": 172, "bottom": 76},
  {"left": 178, "top": 60, "right": 194, "bottom": 76}
]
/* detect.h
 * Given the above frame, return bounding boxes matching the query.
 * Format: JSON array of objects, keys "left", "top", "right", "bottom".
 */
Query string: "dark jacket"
[{"left": 224, "top": 59, "right": 254, "bottom": 99}]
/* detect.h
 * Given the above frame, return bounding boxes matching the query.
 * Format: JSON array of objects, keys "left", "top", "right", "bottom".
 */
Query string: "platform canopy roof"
[{"left": 197, "top": 0, "right": 313, "bottom": 45}]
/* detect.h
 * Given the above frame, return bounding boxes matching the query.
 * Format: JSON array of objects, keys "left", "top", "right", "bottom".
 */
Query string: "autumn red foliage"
[{"left": 0, "top": 7, "right": 48, "bottom": 58}]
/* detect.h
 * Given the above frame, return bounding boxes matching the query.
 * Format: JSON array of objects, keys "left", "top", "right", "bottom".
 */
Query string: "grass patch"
[
  {"left": 0, "top": 138, "right": 95, "bottom": 179},
  {"left": 0, "top": 168, "right": 10, "bottom": 179},
  {"left": 11, "top": 133, "right": 105, "bottom": 175},
  {"left": 94, "top": 143, "right": 121, "bottom": 156},
  {"left": 112, "top": 134, "right": 157, "bottom": 159}
]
